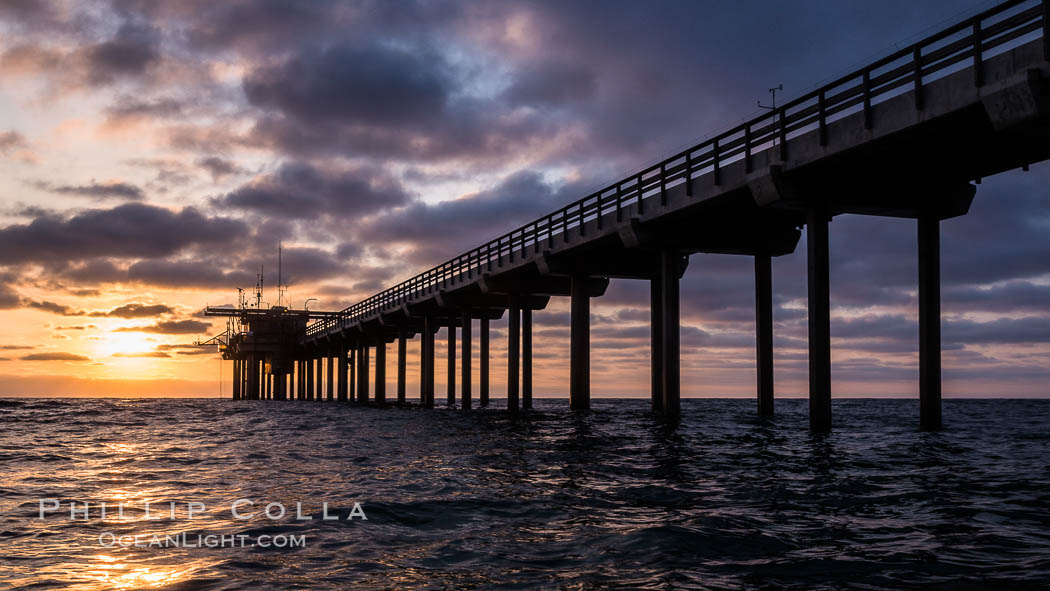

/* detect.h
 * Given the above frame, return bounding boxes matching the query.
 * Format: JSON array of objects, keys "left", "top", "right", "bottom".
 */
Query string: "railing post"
[
  {"left": 1043, "top": 0, "right": 1049, "bottom": 62},
  {"left": 685, "top": 150, "right": 694, "bottom": 196},
  {"left": 863, "top": 69, "right": 873, "bottom": 130},
  {"left": 778, "top": 108, "right": 788, "bottom": 162},
  {"left": 818, "top": 90, "right": 827, "bottom": 146},
  {"left": 636, "top": 173, "right": 645, "bottom": 215},
  {"left": 974, "top": 19, "right": 984, "bottom": 87},
  {"left": 615, "top": 184, "right": 623, "bottom": 222},
  {"left": 913, "top": 46, "right": 924, "bottom": 111},
  {"left": 712, "top": 140, "right": 721, "bottom": 185},
  {"left": 744, "top": 124, "right": 753, "bottom": 173},
  {"left": 659, "top": 163, "right": 667, "bottom": 206}
]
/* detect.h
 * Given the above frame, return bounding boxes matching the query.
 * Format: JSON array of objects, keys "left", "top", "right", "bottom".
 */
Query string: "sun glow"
[{"left": 96, "top": 331, "right": 156, "bottom": 358}]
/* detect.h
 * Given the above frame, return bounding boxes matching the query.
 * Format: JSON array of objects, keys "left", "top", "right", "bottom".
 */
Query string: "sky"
[{"left": 0, "top": 0, "right": 1047, "bottom": 398}]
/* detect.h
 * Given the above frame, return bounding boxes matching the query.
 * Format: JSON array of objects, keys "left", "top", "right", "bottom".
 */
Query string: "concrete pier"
[{"left": 211, "top": 5, "right": 1050, "bottom": 433}]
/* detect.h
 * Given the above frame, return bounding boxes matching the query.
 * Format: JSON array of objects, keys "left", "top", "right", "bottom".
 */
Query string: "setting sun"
[{"left": 95, "top": 331, "right": 157, "bottom": 358}]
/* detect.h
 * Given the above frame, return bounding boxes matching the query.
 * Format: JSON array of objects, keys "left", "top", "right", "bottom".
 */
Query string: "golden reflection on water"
[{"left": 80, "top": 554, "right": 200, "bottom": 590}]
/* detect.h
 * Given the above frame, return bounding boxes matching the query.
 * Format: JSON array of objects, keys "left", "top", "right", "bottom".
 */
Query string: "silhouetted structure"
[{"left": 209, "top": 1, "right": 1050, "bottom": 431}]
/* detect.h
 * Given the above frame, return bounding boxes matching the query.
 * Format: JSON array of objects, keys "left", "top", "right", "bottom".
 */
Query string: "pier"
[{"left": 204, "top": 0, "right": 1050, "bottom": 430}]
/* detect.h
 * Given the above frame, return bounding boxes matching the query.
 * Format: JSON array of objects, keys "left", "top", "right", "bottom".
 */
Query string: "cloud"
[
  {"left": 82, "top": 23, "right": 161, "bottom": 86},
  {"left": 0, "top": 129, "right": 30, "bottom": 156},
  {"left": 243, "top": 39, "right": 553, "bottom": 161},
  {"left": 93, "top": 303, "right": 175, "bottom": 318},
  {"left": 113, "top": 351, "right": 170, "bottom": 358},
  {"left": 36, "top": 180, "right": 144, "bottom": 200},
  {"left": 361, "top": 170, "right": 588, "bottom": 261},
  {"left": 26, "top": 300, "right": 82, "bottom": 316},
  {"left": 20, "top": 352, "right": 90, "bottom": 361},
  {"left": 0, "top": 345, "right": 33, "bottom": 350},
  {"left": 214, "top": 161, "right": 411, "bottom": 218},
  {"left": 0, "top": 203, "right": 249, "bottom": 265},
  {"left": 196, "top": 156, "right": 247, "bottom": 181},
  {"left": 114, "top": 319, "right": 211, "bottom": 334}
]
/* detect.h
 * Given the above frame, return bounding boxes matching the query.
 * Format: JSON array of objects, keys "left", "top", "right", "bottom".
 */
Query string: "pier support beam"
[
  {"left": 265, "top": 371, "right": 272, "bottom": 400},
  {"left": 447, "top": 311, "right": 456, "bottom": 407},
  {"left": 807, "top": 206, "right": 832, "bottom": 431},
  {"left": 480, "top": 318, "right": 490, "bottom": 407},
  {"left": 659, "top": 249, "right": 681, "bottom": 417},
  {"left": 522, "top": 308, "right": 532, "bottom": 410},
  {"left": 375, "top": 341, "right": 386, "bottom": 405},
  {"left": 461, "top": 310, "right": 472, "bottom": 410},
  {"left": 756, "top": 254, "right": 774, "bottom": 417},
  {"left": 326, "top": 354, "right": 334, "bottom": 401},
  {"left": 423, "top": 316, "right": 435, "bottom": 408},
  {"left": 508, "top": 297, "right": 520, "bottom": 411},
  {"left": 274, "top": 371, "right": 286, "bottom": 400},
  {"left": 358, "top": 345, "right": 370, "bottom": 403},
  {"left": 248, "top": 357, "right": 259, "bottom": 400},
  {"left": 650, "top": 278, "right": 663, "bottom": 413},
  {"left": 306, "top": 357, "right": 314, "bottom": 401},
  {"left": 233, "top": 359, "right": 241, "bottom": 400},
  {"left": 338, "top": 345, "right": 348, "bottom": 401},
  {"left": 918, "top": 216, "right": 942, "bottom": 430},
  {"left": 397, "top": 327, "right": 407, "bottom": 404},
  {"left": 569, "top": 275, "right": 590, "bottom": 410},
  {"left": 349, "top": 348, "right": 356, "bottom": 401},
  {"left": 315, "top": 358, "right": 323, "bottom": 400}
]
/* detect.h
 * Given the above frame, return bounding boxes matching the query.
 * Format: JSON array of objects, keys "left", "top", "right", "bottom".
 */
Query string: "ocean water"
[{"left": 1, "top": 397, "right": 1048, "bottom": 590}]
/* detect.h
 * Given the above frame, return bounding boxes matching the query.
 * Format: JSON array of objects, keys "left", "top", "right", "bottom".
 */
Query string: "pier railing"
[{"left": 307, "top": 0, "right": 1047, "bottom": 338}]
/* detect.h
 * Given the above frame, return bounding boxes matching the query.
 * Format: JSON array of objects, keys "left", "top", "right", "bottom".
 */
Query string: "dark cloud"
[
  {"left": 214, "top": 162, "right": 411, "bottom": 218},
  {"left": 20, "top": 352, "right": 90, "bottom": 361},
  {"left": 504, "top": 59, "right": 597, "bottom": 107},
  {"left": 83, "top": 23, "right": 160, "bottom": 86},
  {"left": 92, "top": 303, "right": 175, "bottom": 318},
  {"left": 0, "top": 129, "right": 30, "bottom": 155},
  {"left": 196, "top": 156, "right": 247, "bottom": 181},
  {"left": 105, "top": 97, "right": 184, "bottom": 123},
  {"left": 0, "top": 345, "right": 33, "bottom": 350},
  {"left": 243, "top": 38, "right": 552, "bottom": 161},
  {"left": 0, "top": 203, "right": 249, "bottom": 265},
  {"left": 156, "top": 343, "right": 215, "bottom": 355},
  {"left": 113, "top": 351, "right": 170, "bottom": 358},
  {"left": 114, "top": 319, "right": 211, "bottom": 334},
  {"left": 26, "top": 300, "right": 82, "bottom": 316},
  {"left": 36, "top": 180, "right": 144, "bottom": 201},
  {"left": 362, "top": 170, "right": 586, "bottom": 260}
]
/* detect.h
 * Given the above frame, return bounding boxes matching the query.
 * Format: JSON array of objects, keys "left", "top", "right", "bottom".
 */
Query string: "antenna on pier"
[
  {"left": 276, "top": 241, "right": 288, "bottom": 308},
  {"left": 758, "top": 84, "right": 783, "bottom": 110}
]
